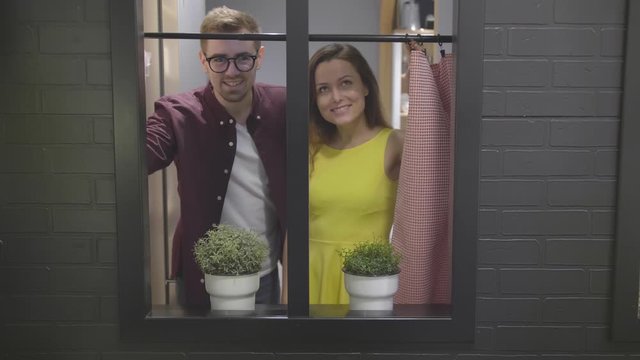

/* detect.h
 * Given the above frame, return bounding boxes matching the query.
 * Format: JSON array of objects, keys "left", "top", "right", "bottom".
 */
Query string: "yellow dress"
[{"left": 309, "top": 128, "right": 398, "bottom": 304}]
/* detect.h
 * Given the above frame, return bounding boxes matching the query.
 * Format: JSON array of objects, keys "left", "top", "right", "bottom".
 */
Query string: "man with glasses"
[{"left": 146, "top": 6, "right": 286, "bottom": 307}]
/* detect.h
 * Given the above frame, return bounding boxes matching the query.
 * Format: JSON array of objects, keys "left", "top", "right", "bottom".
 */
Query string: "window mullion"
[{"left": 285, "top": 0, "right": 310, "bottom": 316}]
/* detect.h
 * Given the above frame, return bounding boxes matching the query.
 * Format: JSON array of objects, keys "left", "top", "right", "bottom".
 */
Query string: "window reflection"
[{"left": 144, "top": 0, "right": 455, "bottom": 316}]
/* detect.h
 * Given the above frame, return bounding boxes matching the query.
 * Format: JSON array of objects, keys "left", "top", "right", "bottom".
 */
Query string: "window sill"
[{"left": 147, "top": 303, "right": 451, "bottom": 319}]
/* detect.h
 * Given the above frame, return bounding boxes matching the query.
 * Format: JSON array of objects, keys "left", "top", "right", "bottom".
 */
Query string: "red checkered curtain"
[{"left": 392, "top": 48, "right": 455, "bottom": 304}]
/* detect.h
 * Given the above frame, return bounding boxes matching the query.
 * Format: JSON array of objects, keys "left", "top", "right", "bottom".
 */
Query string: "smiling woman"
[
  {"left": 307, "top": 43, "right": 402, "bottom": 306},
  {"left": 111, "top": 0, "right": 484, "bottom": 350}
]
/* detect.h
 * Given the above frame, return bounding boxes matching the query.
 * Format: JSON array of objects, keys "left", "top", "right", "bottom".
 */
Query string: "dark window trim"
[
  {"left": 612, "top": 0, "right": 640, "bottom": 343},
  {"left": 110, "top": 0, "right": 483, "bottom": 351}
]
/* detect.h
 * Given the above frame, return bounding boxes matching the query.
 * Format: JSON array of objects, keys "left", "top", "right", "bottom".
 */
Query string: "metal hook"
[{"left": 437, "top": 33, "right": 446, "bottom": 58}]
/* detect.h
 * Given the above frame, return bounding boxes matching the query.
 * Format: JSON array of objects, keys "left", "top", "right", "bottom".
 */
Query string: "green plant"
[
  {"left": 193, "top": 224, "right": 268, "bottom": 276},
  {"left": 339, "top": 239, "right": 401, "bottom": 276}
]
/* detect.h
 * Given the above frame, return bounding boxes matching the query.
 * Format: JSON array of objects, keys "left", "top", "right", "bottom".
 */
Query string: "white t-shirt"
[{"left": 220, "top": 123, "right": 280, "bottom": 277}]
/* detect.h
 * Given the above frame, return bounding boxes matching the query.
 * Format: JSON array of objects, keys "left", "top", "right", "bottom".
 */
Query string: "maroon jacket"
[{"left": 146, "top": 82, "right": 287, "bottom": 307}]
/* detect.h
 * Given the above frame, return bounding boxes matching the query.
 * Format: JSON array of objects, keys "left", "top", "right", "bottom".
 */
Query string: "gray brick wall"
[{"left": 0, "top": 0, "right": 635, "bottom": 359}]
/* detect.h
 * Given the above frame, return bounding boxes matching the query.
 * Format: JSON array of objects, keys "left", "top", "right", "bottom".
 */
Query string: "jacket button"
[
  {"left": 219, "top": 121, "right": 224, "bottom": 125},
  {"left": 200, "top": 278, "right": 204, "bottom": 284},
  {"left": 256, "top": 115, "right": 261, "bottom": 120},
  {"left": 217, "top": 195, "right": 222, "bottom": 201},
  {"left": 229, "top": 119, "right": 234, "bottom": 124},
  {"left": 228, "top": 141, "right": 234, "bottom": 147},
  {"left": 223, "top": 169, "right": 229, "bottom": 174}
]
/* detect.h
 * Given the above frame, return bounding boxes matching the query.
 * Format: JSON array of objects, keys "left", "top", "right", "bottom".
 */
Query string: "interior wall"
[{"left": 204, "top": 0, "right": 381, "bottom": 86}]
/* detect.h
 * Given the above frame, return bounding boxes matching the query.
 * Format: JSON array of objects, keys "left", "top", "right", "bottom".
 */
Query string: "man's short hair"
[{"left": 200, "top": 6, "right": 261, "bottom": 51}]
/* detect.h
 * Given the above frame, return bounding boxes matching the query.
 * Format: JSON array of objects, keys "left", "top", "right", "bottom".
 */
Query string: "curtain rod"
[{"left": 143, "top": 32, "right": 454, "bottom": 43}]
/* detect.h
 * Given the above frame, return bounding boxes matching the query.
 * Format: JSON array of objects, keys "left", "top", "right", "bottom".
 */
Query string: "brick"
[
  {"left": 99, "top": 296, "right": 117, "bottom": 322},
  {"left": 485, "top": 0, "right": 553, "bottom": 24},
  {"left": 600, "top": 27, "right": 626, "bottom": 56},
  {"left": 478, "top": 209, "right": 499, "bottom": 235},
  {"left": 473, "top": 326, "right": 493, "bottom": 350},
  {"left": 276, "top": 355, "right": 359, "bottom": 360},
  {"left": 477, "top": 297, "right": 540, "bottom": 322},
  {"left": 39, "top": 25, "right": 110, "bottom": 54},
  {"left": 553, "top": 61, "right": 623, "bottom": 88},
  {"left": 5, "top": 295, "right": 98, "bottom": 321},
  {"left": 484, "top": 27, "right": 504, "bottom": 55},
  {"left": 39, "top": 56, "right": 86, "bottom": 85},
  {"left": 102, "top": 353, "right": 187, "bottom": 360},
  {"left": 13, "top": 0, "right": 83, "bottom": 22},
  {"left": 51, "top": 324, "right": 119, "bottom": 350},
  {"left": 93, "top": 117, "right": 114, "bottom": 144},
  {"left": 97, "top": 237, "right": 116, "bottom": 263},
  {"left": 46, "top": 175, "right": 92, "bottom": 204},
  {"left": 0, "top": 85, "right": 39, "bottom": 113},
  {"left": 508, "top": 28, "right": 597, "bottom": 56},
  {"left": 542, "top": 297, "right": 609, "bottom": 323},
  {"left": 0, "top": 174, "right": 43, "bottom": 203},
  {"left": 555, "top": 0, "right": 626, "bottom": 24},
  {"left": 595, "top": 150, "right": 618, "bottom": 176},
  {"left": 0, "top": 54, "right": 38, "bottom": 84},
  {"left": 495, "top": 326, "right": 584, "bottom": 351},
  {"left": 506, "top": 91, "right": 596, "bottom": 116},
  {"left": 500, "top": 269, "right": 586, "bottom": 294},
  {"left": 1, "top": 324, "right": 57, "bottom": 350},
  {"left": 50, "top": 267, "right": 116, "bottom": 293},
  {"left": 482, "top": 91, "right": 506, "bottom": 116},
  {"left": 363, "top": 354, "right": 452, "bottom": 360},
  {"left": 6, "top": 353, "right": 100, "bottom": 360},
  {"left": 549, "top": 120, "right": 619, "bottom": 147},
  {"left": 478, "top": 239, "right": 540, "bottom": 265},
  {"left": 547, "top": 181, "right": 616, "bottom": 207},
  {"left": 477, "top": 268, "right": 498, "bottom": 294},
  {"left": 42, "top": 89, "right": 112, "bottom": 115},
  {"left": 542, "top": 355, "right": 624, "bottom": 359},
  {"left": 595, "top": 90, "right": 622, "bottom": 117},
  {"left": 4, "top": 115, "right": 93, "bottom": 144},
  {"left": 484, "top": 60, "right": 550, "bottom": 87},
  {"left": 48, "top": 147, "right": 114, "bottom": 174},
  {"left": 1, "top": 25, "right": 38, "bottom": 54},
  {"left": 1, "top": 267, "right": 51, "bottom": 293},
  {"left": 502, "top": 210, "right": 590, "bottom": 236},
  {"left": 0, "top": 207, "right": 50, "bottom": 233},
  {"left": 591, "top": 210, "right": 615, "bottom": 235},
  {"left": 4, "top": 236, "right": 92, "bottom": 264},
  {"left": 87, "top": 58, "right": 111, "bottom": 85},
  {"left": 95, "top": 177, "right": 115, "bottom": 204},
  {"left": 1, "top": 174, "right": 90, "bottom": 204},
  {"left": 480, "top": 149, "right": 501, "bottom": 177},
  {"left": 482, "top": 119, "right": 546, "bottom": 146},
  {"left": 546, "top": 239, "right": 613, "bottom": 266},
  {"left": 589, "top": 269, "right": 612, "bottom": 295},
  {"left": 480, "top": 180, "right": 545, "bottom": 206},
  {"left": 503, "top": 150, "right": 592, "bottom": 176},
  {"left": 458, "top": 355, "right": 538, "bottom": 359},
  {"left": 53, "top": 208, "right": 116, "bottom": 233},
  {"left": 85, "top": 0, "right": 109, "bottom": 22}
]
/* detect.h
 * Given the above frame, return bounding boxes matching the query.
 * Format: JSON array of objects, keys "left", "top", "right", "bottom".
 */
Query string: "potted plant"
[
  {"left": 193, "top": 224, "right": 268, "bottom": 311},
  {"left": 339, "top": 239, "right": 402, "bottom": 311}
]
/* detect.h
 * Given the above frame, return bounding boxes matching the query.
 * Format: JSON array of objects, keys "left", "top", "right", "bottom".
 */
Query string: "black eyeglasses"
[{"left": 205, "top": 52, "right": 259, "bottom": 73}]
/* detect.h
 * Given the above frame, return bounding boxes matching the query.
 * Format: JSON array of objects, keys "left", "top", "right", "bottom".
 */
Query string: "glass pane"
[
  {"left": 307, "top": 0, "right": 453, "bottom": 317},
  {"left": 144, "top": 0, "right": 287, "bottom": 315}
]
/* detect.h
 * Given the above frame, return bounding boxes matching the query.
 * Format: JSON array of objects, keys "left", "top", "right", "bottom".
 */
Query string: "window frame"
[
  {"left": 111, "top": 0, "right": 484, "bottom": 351},
  {"left": 612, "top": 0, "right": 640, "bottom": 342}
]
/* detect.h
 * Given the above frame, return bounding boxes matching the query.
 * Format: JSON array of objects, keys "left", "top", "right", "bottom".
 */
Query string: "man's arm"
[{"left": 146, "top": 101, "right": 178, "bottom": 174}]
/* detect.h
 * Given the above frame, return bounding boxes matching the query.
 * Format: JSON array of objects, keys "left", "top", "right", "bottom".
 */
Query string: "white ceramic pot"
[
  {"left": 204, "top": 272, "right": 260, "bottom": 311},
  {"left": 343, "top": 272, "right": 399, "bottom": 311}
]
